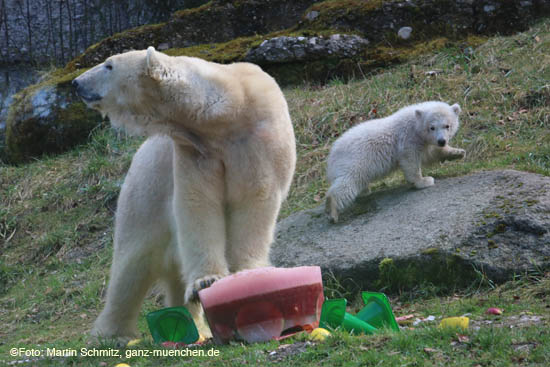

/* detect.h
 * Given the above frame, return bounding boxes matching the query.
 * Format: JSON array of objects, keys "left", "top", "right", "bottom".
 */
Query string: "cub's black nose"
[
  {"left": 72, "top": 79, "right": 79, "bottom": 88},
  {"left": 438, "top": 139, "right": 446, "bottom": 147}
]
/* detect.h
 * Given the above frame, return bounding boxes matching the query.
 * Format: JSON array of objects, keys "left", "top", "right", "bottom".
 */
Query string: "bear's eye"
[
  {"left": 430, "top": 126, "right": 435, "bottom": 131},
  {"left": 105, "top": 64, "right": 113, "bottom": 71},
  {"left": 445, "top": 125, "right": 450, "bottom": 129}
]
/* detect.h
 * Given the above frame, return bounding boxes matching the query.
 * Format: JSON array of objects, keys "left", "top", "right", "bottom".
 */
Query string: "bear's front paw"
[
  {"left": 415, "top": 176, "right": 435, "bottom": 189},
  {"left": 185, "top": 274, "right": 224, "bottom": 302},
  {"left": 449, "top": 148, "right": 466, "bottom": 160}
]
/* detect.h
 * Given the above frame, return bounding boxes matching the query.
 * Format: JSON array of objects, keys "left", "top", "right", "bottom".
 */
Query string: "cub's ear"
[
  {"left": 451, "top": 103, "right": 461, "bottom": 116},
  {"left": 146, "top": 46, "right": 168, "bottom": 81},
  {"left": 415, "top": 109, "right": 423, "bottom": 121}
]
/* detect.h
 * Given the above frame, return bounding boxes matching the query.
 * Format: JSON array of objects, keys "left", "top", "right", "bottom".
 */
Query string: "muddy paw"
[{"left": 185, "top": 275, "right": 224, "bottom": 302}]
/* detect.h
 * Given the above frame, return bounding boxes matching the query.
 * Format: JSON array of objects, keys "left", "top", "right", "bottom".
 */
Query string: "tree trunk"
[
  {"left": 59, "top": 0, "right": 65, "bottom": 63},
  {"left": 0, "top": 0, "right": 7, "bottom": 62},
  {"left": 66, "top": 0, "right": 74, "bottom": 59},
  {"left": 46, "top": 0, "right": 57, "bottom": 61},
  {"left": 25, "top": 0, "right": 33, "bottom": 61}
]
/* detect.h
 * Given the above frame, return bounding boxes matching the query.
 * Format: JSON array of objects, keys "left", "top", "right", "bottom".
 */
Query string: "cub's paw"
[
  {"left": 185, "top": 275, "right": 224, "bottom": 302},
  {"left": 415, "top": 176, "right": 435, "bottom": 189},
  {"left": 449, "top": 148, "right": 466, "bottom": 160},
  {"left": 325, "top": 196, "right": 339, "bottom": 223}
]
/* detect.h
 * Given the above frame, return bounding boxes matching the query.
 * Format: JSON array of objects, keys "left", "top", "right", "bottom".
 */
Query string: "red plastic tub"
[{"left": 198, "top": 266, "right": 324, "bottom": 344}]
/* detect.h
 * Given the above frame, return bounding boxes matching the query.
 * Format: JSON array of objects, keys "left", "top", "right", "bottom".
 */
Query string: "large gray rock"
[
  {"left": 271, "top": 170, "right": 550, "bottom": 291},
  {"left": 245, "top": 34, "right": 369, "bottom": 64},
  {"left": 5, "top": 77, "right": 102, "bottom": 163}
]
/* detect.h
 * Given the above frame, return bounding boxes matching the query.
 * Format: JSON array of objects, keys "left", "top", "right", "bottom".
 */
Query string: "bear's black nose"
[
  {"left": 438, "top": 139, "right": 446, "bottom": 147},
  {"left": 72, "top": 79, "right": 79, "bottom": 88}
]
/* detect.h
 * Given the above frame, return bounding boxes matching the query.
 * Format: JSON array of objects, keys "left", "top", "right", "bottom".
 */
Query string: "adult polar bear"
[{"left": 73, "top": 47, "right": 296, "bottom": 341}]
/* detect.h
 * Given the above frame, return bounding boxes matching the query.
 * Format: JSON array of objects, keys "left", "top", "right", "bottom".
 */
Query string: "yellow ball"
[
  {"left": 439, "top": 317, "right": 469, "bottom": 330},
  {"left": 114, "top": 364, "right": 131, "bottom": 367},
  {"left": 126, "top": 338, "right": 142, "bottom": 347},
  {"left": 310, "top": 327, "right": 331, "bottom": 341}
]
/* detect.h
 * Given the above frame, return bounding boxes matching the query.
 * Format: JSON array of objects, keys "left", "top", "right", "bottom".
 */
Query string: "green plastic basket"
[{"left": 146, "top": 306, "right": 199, "bottom": 344}]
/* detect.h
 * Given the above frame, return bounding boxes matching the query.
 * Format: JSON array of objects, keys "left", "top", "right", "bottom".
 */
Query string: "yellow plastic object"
[
  {"left": 114, "top": 364, "right": 131, "bottom": 367},
  {"left": 126, "top": 338, "right": 142, "bottom": 347},
  {"left": 310, "top": 328, "right": 331, "bottom": 341},
  {"left": 439, "top": 317, "right": 469, "bottom": 330}
]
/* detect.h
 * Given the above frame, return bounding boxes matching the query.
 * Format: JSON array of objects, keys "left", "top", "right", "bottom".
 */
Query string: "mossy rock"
[
  {"left": 272, "top": 171, "right": 550, "bottom": 294},
  {"left": 69, "top": 0, "right": 318, "bottom": 69},
  {"left": 5, "top": 69, "right": 102, "bottom": 164}
]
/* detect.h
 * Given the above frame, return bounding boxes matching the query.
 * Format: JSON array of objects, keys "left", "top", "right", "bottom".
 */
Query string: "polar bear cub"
[{"left": 326, "top": 101, "right": 465, "bottom": 222}]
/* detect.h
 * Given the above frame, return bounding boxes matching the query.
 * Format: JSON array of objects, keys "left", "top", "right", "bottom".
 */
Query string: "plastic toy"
[
  {"left": 357, "top": 292, "right": 400, "bottom": 332},
  {"left": 199, "top": 266, "right": 324, "bottom": 344},
  {"left": 439, "top": 316, "right": 469, "bottom": 330},
  {"left": 146, "top": 306, "right": 199, "bottom": 344},
  {"left": 320, "top": 291, "right": 399, "bottom": 334},
  {"left": 310, "top": 327, "right": 331, "bottom": 341}
]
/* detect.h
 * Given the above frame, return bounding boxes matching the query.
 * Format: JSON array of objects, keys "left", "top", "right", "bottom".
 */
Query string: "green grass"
[{"left": 1, "top": 18, "right": 550, "bottom": 367}]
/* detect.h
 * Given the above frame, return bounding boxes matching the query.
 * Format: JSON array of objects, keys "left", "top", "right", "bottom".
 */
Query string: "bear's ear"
[
  {"left": 415, "top": 109, "right": 423, "bottom": 122},
  {"left": 451, "top": 103, "right": 461, "bottom": 116},
  {"left": 146, "top": 46, "right": 168, "bottom": 82}
]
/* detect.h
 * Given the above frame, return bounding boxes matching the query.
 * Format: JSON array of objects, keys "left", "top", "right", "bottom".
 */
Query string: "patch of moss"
[
  {"left": 165, "top": 34, "right": 265, "bottom": 63},
  {"left": 306, "top": 0, "right": 389, "bottom": 28},
  {"left": 422, "top": 247, "right": 439, "bottom": 255},
  {"left": 376, "top": 252, "right": 478, "bottom": 293},
  {"left": 5, "top": 67, "right": 100, "bottom": 163},
  {"left": 164, "top": 28, "right": 344, "bottom": 64},
  {"left": 172, "top": 1, "right": 213, "bottom": 18},
  {"left": 66, "top": 23, "right": 166, "bottom": 71}
]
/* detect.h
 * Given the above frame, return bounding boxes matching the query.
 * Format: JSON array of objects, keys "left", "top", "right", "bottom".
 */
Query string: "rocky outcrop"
[
  {"left": 70, "top": 0, "right": 318, "bottom": 68},
  {"left": 271, "top": 170, "right": 550, "bottom": 292},
  {"left": 70, "top": 0, "right": 550, "bottom": 70},
  {"left": 5, "top": 72, "right": 102, "bottom": 163},
  {"left": 303, "top": 0, "right": 550, "bottom": 43},
  {"left": 7, "top": 0, "right": 550, "bottom": 162},
  {"left": 245, "top": 34, "right": 369, "bottom": 64},
  {"left": 0, "top": 66, "right": 40, "bottom": 161}
]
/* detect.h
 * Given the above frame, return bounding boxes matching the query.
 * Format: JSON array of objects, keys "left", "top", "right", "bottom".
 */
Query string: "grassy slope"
[{"left": 1, "top": 18, "right": 550, "bottom": 367}]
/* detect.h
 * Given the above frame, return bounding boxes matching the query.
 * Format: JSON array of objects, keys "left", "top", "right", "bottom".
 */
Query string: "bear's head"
[
  {"left": 72, "top": 47, "right": 185, "bottom": 135},
  {"left": 415, "top": 103, "right": 461, "bottom": 147}
]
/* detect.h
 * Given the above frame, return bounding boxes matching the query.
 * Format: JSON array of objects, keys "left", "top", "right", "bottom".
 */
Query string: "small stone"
[
  {"left": 484, "top": 5, "right": 496, "bottom": 12},
  {"left": 398, "top": 26, "right": 413, "bottom": 40},
  {"left": 305, "top": 10, "right": 320, "bottom": 21},
  {"left": 157, "top": 43, "right": 170, "bottom": 51}
]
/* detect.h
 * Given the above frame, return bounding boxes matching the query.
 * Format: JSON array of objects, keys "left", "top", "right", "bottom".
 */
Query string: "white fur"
[
  {"left": 325, "top": 101, "right": 465, "bottom": 222},
  {"left": 74, "top": 47, "right": 296, "bottom": 342}
]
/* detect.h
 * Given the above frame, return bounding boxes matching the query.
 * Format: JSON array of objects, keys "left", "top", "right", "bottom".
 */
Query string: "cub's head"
[
  {"left": 72, "top": 47, "right": 176, "bottom": 132},
  {"left": 415, "top": 102, "right": 461, "bottom": 147}
]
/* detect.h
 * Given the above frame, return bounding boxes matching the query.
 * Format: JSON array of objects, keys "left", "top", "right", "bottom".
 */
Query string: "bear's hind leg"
[
  {"left": 91, "top": 253, "right": 157, "bottom": 345},
  {"left": 325, "top": 176, "right": 363, "bottom": 223}
]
